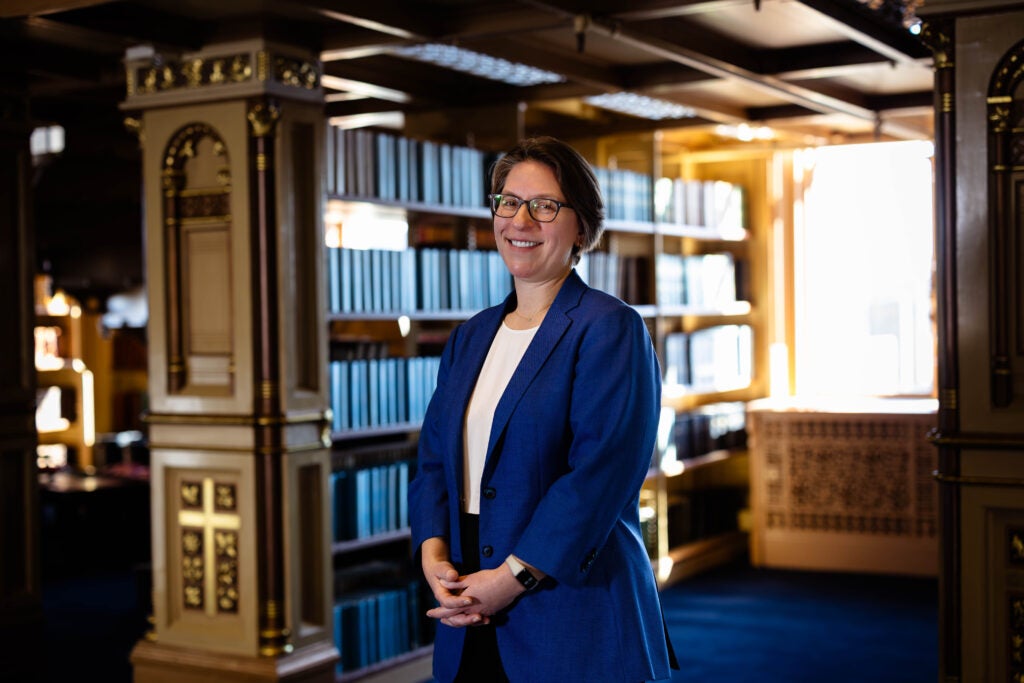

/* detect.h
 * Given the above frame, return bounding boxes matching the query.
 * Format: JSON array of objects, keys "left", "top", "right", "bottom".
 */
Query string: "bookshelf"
[
  {"left": 321, "top": 127, "right": 771, "bottom": 676},
  {"left": 582, "top": 133, "right": 771, "bottom": 587},
  {"left": 34, "top": 280, "right": 97, "bottom": 473}
]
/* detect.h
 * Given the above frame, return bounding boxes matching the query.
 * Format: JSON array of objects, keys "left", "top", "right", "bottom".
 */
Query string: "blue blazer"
[{"left": 409, "top": 270, "right": 674, "bottom": 683}]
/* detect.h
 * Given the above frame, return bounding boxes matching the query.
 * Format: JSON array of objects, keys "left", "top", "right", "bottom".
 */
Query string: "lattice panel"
[{"left": 761, "top": 416, "right": 937, "bottom": 537}]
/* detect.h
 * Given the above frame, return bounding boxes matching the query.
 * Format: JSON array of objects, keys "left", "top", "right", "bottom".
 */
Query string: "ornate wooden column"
[
  {"left": 920, "top": 4, "right": 1024, "bottom": 682},
  {"left": 0, "top": 66, "right": 43, "bottom": 683},
  {"left": 123, "top": 39, "right": 337, "bottom": 682},
  {"left": 920, "top": 17, "right": 962, "bottom": 682}
]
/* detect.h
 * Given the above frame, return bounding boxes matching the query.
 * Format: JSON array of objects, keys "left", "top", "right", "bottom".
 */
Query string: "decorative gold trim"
[
  {"left": 920, "top": 20, "right": 954, "bottom": 70},
  {"left": 939, "top": 388, "right": 957, "bottom": 411},
  {"left": 933, "top": 472, "right": 1024, "bottom": 487},
  {"left": 132, "top": 53, "right": 254, "bottom": 96},
  {"left": 1009, "top": 529, "right": 1024, "bottom": 565},
  {"left": 927, "top": 429, "right": 1024, "bottom": 450},
  {"left": 247, "top": 100, "right": 281, "bottom": 138},
  {"left": 257, "top": 50, "right": 270, "bottom": 83},
  {"left": 177, "top": 215, "right": 232, "bottom": 226},
  {"left": 124, "top": 116, "right": 142, "bottom": 142},
  {"left": 149, "top": 441, "right": 328, "bottom": 455},
  {"left": 258, "top": 599, "right": 293, "bottom": 656},
  {"left": 145, "top": 410, "right": 329, "bottom": 425},
  {"left": 178, "top": 477, "right": 241, "bottom": 616}
]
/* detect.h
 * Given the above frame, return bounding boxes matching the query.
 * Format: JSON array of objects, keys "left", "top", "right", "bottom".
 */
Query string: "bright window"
[{"left": 794, "top": 141, "right": 936, "bottom": 397}]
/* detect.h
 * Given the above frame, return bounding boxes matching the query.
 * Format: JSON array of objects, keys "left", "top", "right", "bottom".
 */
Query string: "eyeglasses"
[{"left": 488, "top": 193, "right": 574, "bottom": 223}]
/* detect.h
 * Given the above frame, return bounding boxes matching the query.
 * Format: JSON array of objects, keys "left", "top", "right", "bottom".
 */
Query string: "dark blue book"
[
  {"left": 349, "top": 249, "right": 364, "bottom": 313},
  {"left": 350, "top": 359, "right": 367, "bottom": 429},
  {"left": 458, "top": 250, "right": 472, "bottom": 312},
  {"left": 367, "top": 358, "right": 380, "bottom": 427},
  {"left": 327, "top": 247, "right": 341, "bottom": 313},
  {"left": 440, "top": 143, "right": 453, "bottom": 206},
  {"left": 437, "top": 248, "right": 450, "bottom": 310},
  {"left": 355, "top": 468, "right": 372, "bottom": 539},
  {"left": 330, "top": 361, "right": 342, "bottom": 432},
  {"left": 340, "top": 248, "right": 354, "bottom": 313},
  {"left": 388, "top": 250, "right": 402, "bottom": 312},
  {"left": 360, "top": 249, "right": 374, "bottom": 313},
  {"left": 408, "top": 138, "right": 421, "bottom": 203},
  {"left": 447, "top": 249, "right": 461, "bottom": 311},
  {"left": 398, "top": 460, "right": 409, "bottom": 528},
  {"left": 385, "top": 358, "right": 398, "bottom": 425}
]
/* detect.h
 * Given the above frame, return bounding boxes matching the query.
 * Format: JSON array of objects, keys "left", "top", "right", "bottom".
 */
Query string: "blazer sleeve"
[
  {"left": 408, "top": 325, "right": 460, "bottom": 553},
  {"left": 513, "top": 303, "right": 661, "bottom": 586}
]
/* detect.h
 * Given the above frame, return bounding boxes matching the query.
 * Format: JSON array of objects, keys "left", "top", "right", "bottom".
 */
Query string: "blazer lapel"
[{"left": 483, "top": 271, "right": 587, "bottom": 479}]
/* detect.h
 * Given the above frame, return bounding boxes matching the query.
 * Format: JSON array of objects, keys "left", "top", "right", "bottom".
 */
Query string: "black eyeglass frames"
[{"left": 487, "top": 193, "right": 574, "bottom": 223}]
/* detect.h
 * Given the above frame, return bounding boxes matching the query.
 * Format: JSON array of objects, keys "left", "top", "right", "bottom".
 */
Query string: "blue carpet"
[
  {"left": 40, "top": 570, "right": 148, "bottom": 683},
  {"left": 37, "top": 562, "right": 937, "bottom": 682},
  {"left": 660, "top": 562, "right": 938, "bottom": 683}
]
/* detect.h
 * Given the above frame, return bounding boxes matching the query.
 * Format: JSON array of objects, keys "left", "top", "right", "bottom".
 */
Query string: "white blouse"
[{"left": 462, "top": 321, "right": 538, "bottom": 514}]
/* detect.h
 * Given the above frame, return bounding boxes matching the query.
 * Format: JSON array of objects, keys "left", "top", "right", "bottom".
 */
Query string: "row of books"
[
  {"left": 576, "top": 252, "right": 651, "bottom": 305},
  {"left": 667, "top": 401, "right": 748, "bottom": 464},
  {"left": 328, "top": 127, "right": 493, "bottom": 209},
  {"left": 329, "top": 245, "right": 749, "bottom": 316},
  {"left": 654, "top": 177, "right": 746, "bottom": 231},
  {"left": 333, "top": 581, "right": 421, "bottom": 674},
  {"left": 641, "top": 484, "right": 748, "bottom": 557},
  {"left": 331, "top": 460, "right": 413, "bottom": 542},
  {"left": 327, "top": 247, "right": 513, "bottom": 314},
  {"left": 325, "top": 128, "right": 746, "bottom": 231},
  {"left": 667, "top": 487, "right": 747, "bottom": 547},
  {"left": 593, "top": 166, "right": 654, "bottom": 223},
  {"left": 329, "top": 356, "right": 440, "bottom": 432},
  {"left": 664, "top": 324, "right": 753, "bottom": 392},
  {"left": 656, "top": 252, "right": 750, "bottom": 308}
]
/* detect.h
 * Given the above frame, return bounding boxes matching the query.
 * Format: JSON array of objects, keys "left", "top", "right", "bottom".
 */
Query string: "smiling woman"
[{"left": 409, "top": 136, "right": 678, "bottom": 683}]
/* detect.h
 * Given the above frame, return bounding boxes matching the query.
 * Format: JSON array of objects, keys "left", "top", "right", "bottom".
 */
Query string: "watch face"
[{"left": 518, "top": 569, "right": 538, "bottom": 589}]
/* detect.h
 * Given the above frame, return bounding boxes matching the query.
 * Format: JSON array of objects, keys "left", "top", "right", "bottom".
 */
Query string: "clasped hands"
[{"left": 421, "top": 538, "right": 525, "bottom": 628}]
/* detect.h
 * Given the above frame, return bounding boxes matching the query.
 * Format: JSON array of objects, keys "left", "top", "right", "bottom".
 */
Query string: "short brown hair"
[{"left": 490, "top": 136, "right": 604, "bottom": 265}]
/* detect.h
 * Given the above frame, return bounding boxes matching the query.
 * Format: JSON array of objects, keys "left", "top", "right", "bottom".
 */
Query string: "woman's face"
[{"left": 494, "top": 160, "right": 579, "bottom": 286}]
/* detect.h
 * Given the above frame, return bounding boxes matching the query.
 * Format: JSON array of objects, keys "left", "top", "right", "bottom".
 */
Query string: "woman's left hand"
[{"left": 426, "top": 566, "right": 525, "bottom": 627}]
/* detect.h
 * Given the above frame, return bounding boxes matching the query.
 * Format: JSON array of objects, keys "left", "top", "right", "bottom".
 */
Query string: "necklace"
[{"left": 512, "top": 302, "right": 552, "bottom": 323}]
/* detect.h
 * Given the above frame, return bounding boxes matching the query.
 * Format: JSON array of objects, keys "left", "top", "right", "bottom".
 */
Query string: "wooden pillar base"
[{"left": 131, "top": 639, "right": 338, "bottom": 683}]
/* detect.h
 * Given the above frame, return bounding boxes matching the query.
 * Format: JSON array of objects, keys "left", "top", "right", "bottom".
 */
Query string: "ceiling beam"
[
  {"left": 0, "top": 0, "right": 115, "bottom": 19},
  {"left": 795, "top": 0, "right": 930, "bottom": 63}
]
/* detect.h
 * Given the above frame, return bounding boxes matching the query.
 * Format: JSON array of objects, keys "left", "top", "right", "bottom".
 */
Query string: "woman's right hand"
[{"left": 420, "top": 537, "right": 490, "bottom": 627}]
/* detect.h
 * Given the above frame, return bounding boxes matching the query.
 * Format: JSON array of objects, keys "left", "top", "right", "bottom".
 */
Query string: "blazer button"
[
  {"left": 482, "top": 545, "right": 493, "bottom": 558},
  {"left": 483, "top": 487, "right": 496, "bottom": 500}
]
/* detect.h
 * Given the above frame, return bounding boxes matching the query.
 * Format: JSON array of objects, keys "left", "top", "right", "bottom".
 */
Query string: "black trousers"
[{"left": 455, "top": 513, "right": 510, "bottom": 683}]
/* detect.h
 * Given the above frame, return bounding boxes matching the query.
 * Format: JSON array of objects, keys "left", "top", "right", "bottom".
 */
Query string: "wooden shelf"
[
  {"left": 337, "top": 644, "right": 433, "bottom": 683},
  {"left": 329, "top": 195, "right": 491, "bottom": 221},
  {"left": 658, "top": 301, "right": 751, "bottom": 318},
  {"left": 648, "top": 448, "right": 736, "bottom": 481},
  {"left": 654, "top": 531, "right": 748, "bottom": 588},
  {"left": 332, "top": 528, "right": 411, "bottom": 555},
  {"left": 331, "top": 423, "right": 422, "bottom": 443}
]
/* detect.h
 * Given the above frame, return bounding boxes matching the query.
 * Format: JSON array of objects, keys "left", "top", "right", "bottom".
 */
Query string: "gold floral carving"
[
  {"left": 247, "top": 100, "right": 281, "bottom": 138},
  {"left": 129, "top": 51, "right": 317, "bottom": 97},
  {"left": 919, "top": 20, "right": 953, "bottom": 70},
  {"left": 177, "top": 477, "right": 242, "bottom": 616},
  {"left": 1011, "top": 529, "right": 1024, "bottom": 565},
  {"left": 133, "top": 53, "right": 254, "bottom": 95}
]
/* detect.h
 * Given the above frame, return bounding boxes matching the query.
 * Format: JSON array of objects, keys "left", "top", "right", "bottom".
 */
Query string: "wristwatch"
[{"left": 506, "top": 554, "right": 539, "bottom": 590}]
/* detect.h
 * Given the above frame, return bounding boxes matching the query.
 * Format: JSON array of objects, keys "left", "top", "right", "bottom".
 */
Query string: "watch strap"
[{"left": 506, "top": 554, "right": 539, "bottom": 590}]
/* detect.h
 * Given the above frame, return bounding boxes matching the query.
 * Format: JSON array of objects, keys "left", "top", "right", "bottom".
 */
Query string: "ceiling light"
[
  {"left": 584, "top": 93, "right": 696, "bottom": 121},
  {"left": 391, "top": 44, "right": 565, "bottom": 87}
]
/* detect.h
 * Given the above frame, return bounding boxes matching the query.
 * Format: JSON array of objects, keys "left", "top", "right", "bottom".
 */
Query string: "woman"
[{"left": 409, "top": 136, "right": 676, "bottom": 682}]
